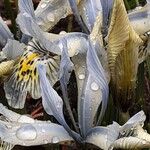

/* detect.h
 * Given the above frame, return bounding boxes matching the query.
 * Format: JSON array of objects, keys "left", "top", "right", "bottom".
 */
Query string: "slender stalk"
[
  {"left": 124, "top": 0, "right": 130, "bottom": 10},
  {"left": 146, "top": 56, "right": 150, "bottom": 77},
  {"left": 135, "top": 0, "right": 140, "bottom": 7},
  {"left": 119, "top": 111, "right": 130, "bottom": 124},
  {"left": 14, "top": 0, "right": 18, "bottom": 12},
  {"left": 61, "top": 84, "right": 79, "bottom": 133},
  {"left": 67, "top": 15, "right": 73, "bottom": 32}
]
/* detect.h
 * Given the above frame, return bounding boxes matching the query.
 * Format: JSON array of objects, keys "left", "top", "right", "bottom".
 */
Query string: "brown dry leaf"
[{"left": 107, "top": 0, "right": 143, "bottom": 111}]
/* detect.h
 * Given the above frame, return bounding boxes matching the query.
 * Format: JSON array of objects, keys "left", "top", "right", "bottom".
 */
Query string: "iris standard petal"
[{"left": 0, "top": 17, "right": 13, "bottom": 47}]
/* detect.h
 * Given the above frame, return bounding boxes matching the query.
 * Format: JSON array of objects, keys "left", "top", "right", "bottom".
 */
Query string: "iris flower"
[{"left": 0, "top": 0, "right": 149, "bottom": 150}]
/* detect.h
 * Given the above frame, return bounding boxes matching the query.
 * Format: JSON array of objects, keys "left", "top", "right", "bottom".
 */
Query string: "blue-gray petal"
[
  {"left": 2, "top": 39, "right": 25, "bottom": 59},
  {"left": 128, "top": 3, "right": 150, "bottom": 35},
  {"left": 38, "top": 64, "right": 82, "bottom": 142},
  {"left": 121, "top": 111, "right": 146, "bottom": 132},
  {"left": 0, "top": 119, "right": 73, "bottom": 146},
  {"left": 68, "top": 0, "right": 90, "bottom": 33},
  {"left": 18, "top": 0, "right": 35, "bottom": 18},
  {"left": 0, "top": 17, "right": 13, "bottom": 47},
  {"left": 86, "top": 122, "right": 120, "bottom": 149}
]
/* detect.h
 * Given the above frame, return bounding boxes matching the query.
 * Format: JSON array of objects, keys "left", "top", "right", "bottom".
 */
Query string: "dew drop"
[
  {"left": 144, "top": 130, "right": 147, "bottom": 133},
  {"left": 89, "top": 107, "right": 92, "bottom": 111},
  {"left": 6, "top": 125, "right": 12, "bottom": 129},
  {"left": 47, "top": 13, "right": 55, "bottom": 22},
  {"left": 41, "top": 3, "right": 47, "bottom": 8},
  {"left": 22, "top": 142, "right": 26, "bottom": 146},
  {"left": 16, "top": 125, "right": 37, "bottom": 140},
  {"left": 18, "top": 115, "right": 35, "bottom": 123},
  {"left": 142, "top": 141, "right": 146, "bottom": 144},
  {"left": 59, "top": 31, "right": 66, "bottom": 35},
  {"left": 91, "top": 82, "right": 99, "bottom": 91},
  {"left": 44, "top": 139, "right": 48, "bottom": 144},
  {"left": 74, "top": 50, "right": 79, "bottom": 55},
  {"left": 41, "top": 128, "right": 46, "bottom": 133},
  {"left": 92, "top": 98, "right": 95, "bottom": 102},
  {"left": 78, "top": 74, "right": 85, "bottom": 80},
  {"left": 140, "top": 123, "right": 144, "bottom": 127},
  {"left": 57, "top": 103, "right": 61, "bottom": 109},
  {"left": 131, "top": 127, "right": 134, "bottom": 131},
  {"left": 51, "top": 136, "right": 60, "bottom": 143},
  {"left": 120, "top": 130, "right": 126, "bottom": 135}
]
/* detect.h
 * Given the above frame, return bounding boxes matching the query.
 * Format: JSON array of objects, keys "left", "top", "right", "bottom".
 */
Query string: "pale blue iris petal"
[
  {"left": 2, "top": 39, "right": 25, "bottom": 59},
  {"left": 68, "top": 0, "right": 90, "bottom": 33},
  {"left": 59, "top": 40, "right": 74, "bottom": 87},
  {"left": 86, "top": 123, "right": 120, "bottom": 150},
  {"left": 0, "top": 17, "right": 13, "bottom": 47},
  {"left": 80, "top": 0, "right": 102, "bottom": 32},
  {"left": 128, "top": 4, "right": 150, "bottom": 35},
  {"left": 121, "top": 111, "right": 146, "bottom": 132},
  {"left": 0, "top": 110, "right": 73, "bottom": 146},
  {"left": 17, "top": 11, "right": 88, "bottom": 55},
  {"left": 78, "top": 40, "right": 109, "bottom": 137},
  {"left": 38, "top": 65, "right": 82, "bottom": 142},
  {"left": 4, "top": 82, "right": 27, "bottom": 109},
  {"left": 38, "top": 64, "right": 63, "bottom": 117},
  {"left": 59, "top": 40, "right": 79, "bottom": 132},
  {"left": 17, "top": 1, "right": 89, "bottom": 56},
  {"left": 18, "top": 0, "right": 35, "bottom": 18},
  {"left": 80, "top": 74, "right": 103, "bottom": 137},
  {"left": 87, "top": 41, "right": 109, "bottom": 124},
  {"left": 17, "top": 13, "right": 61, "bottom": 54},
  {"left": 59, "top": 40, "right": 74, "bottom": 105},
  {"left": 35, "top": 0, "right": 68, "bottom": 31}
]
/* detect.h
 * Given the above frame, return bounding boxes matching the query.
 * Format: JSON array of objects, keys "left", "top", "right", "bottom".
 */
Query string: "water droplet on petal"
[
  {"left": 142, "top": 141, "right": 146, "bottom": 144},
  {"left": 18, "top": 115, "right": 35, "bottom": 123},
  {"left": 41, "top": 3, "right": 47, "bottom": 8},
  {"left": 16, "top": 125, "right": 37, "bottom": 140},
  {"left": 22, "top": 142, "right": 26, "bottom": 146},
  {"left": 51, "top": 136, "right": 60, "bottom": 143},
  {"left": 47, "top": 13, "right": 55, "bottom": 22},
  {"left": 42, "top": 128, "right": 46, "bottom": 133},
  {"left": 6, "top": 125, "right": 12, "bottom": 129},
  {"left": 144, "top": 130, "right": 147, "bottom": 133},
  {"left": 59, "top": 43, "right": 63, "bottom": 50},
  {"left": 74, "top": 50, "right": 79, "bottom": 55},
  {"left": 120, "top": 130, "right": 126, "bottom": 135},
  {"left": 44, "top": 139, "right": 48, "bottom": 144},
  {"left": 56, "top": 103, "right": 61, "bottom": 109},
  {"left": 141, "top": 123, "right": 144, "bottom": 127},
  {"left": 91, "top": 82, "right": 99, "bottom": 91},
  {"left": 78, "top": 74, "right": 85, "bottom": 80},
  {"left": 59, "top": 31, "right": 66, "bottom": 35}
]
